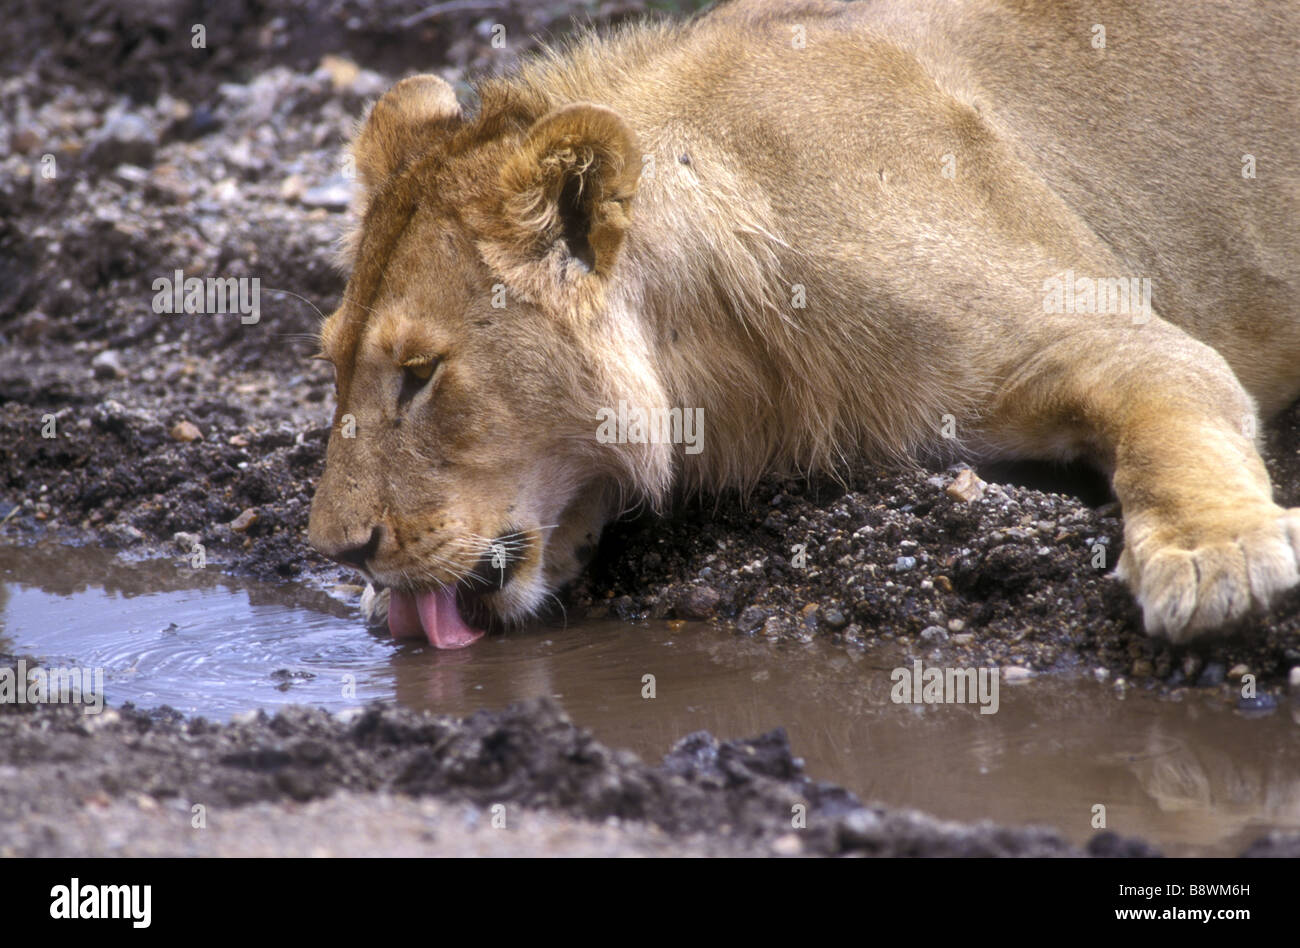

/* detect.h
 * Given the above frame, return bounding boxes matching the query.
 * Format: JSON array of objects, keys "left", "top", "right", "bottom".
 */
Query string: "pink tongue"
[{"left": 387, "top": 588, "right": 483, "bottom": 649}]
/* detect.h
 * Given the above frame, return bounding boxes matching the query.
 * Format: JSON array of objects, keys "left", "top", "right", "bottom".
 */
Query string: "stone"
[
  {"left": 920, "top": 625, "right": 948, "bottom": 644},
  {"left": 91, "top": 349, "right": 124, "bottom": 379},
  {"left": 678, "top": 585, "right": 720, "bottom": 619},
  {"left": 946, "top": 468, "right": 987, "bottom": 503},
  {"left": 169, "top": 420, "right": 202, "bottom": 442}
]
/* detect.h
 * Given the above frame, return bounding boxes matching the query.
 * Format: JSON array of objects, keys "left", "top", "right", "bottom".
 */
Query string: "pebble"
[
  {"left": 678, "top": 585, "right": 719, "bottom": 619},
  {"left": 146, "top": 164, "right": 193, "bottom": 203},
  {"left": 919, "top": 625, "right": 948, "bottom": 644},
  {"left": 893, "top": 556, "right": 916, "bottom": 572},
  {"left": 837, "top": 809, "right": 882, "bottom": 847},
  {"left": 821, "top": 607, "right": 847, "bottom": 629},
  {"left": 279, "top": 173, "right": 306, "bottom": 201},
  {"left": 104, "top": 523, "right": 144, "bottom": 546},
  {"left": 1227, "top": 663, "right": 1250, "bottom": 681},
  {"left": 300, "top": 175, "right": 353, "bottom": 210},
  {"left": 771, "top": 833, "right": 803, "bottom": 856},
  {"left": 945, "top": 468, "right": 986, "bottom": 503},
  {"left": 230, "top": 508, "right": 259, "bottom": 533},
  {"left": 1002, "top": 666, "right": 1033, "bottom": 682},
  {"left": 333, "top": 707, "right": 365, "bottom": 725},
  {"left": 1290, "top": 667, "right": 1300, "bottom": 693},
  {"left": 91, "top": 349, "right": 124, "bottom": 379},
  {"left": 169, "top": 420, "right": 202, "bottom": 442},
  {"left": 172, "top": 531, "right": 200, "bottom": 551},
  {"left": 737, "top": 606, "right": 768, "bottom": 633}
]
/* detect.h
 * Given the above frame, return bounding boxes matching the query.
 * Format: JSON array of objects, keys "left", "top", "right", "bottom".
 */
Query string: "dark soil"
[{"left": 0, "top": 693, "right": 1167, "bottom": 857}]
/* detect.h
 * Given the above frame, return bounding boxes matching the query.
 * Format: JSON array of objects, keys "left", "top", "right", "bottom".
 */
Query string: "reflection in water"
[{"left": 2, "top": 542, "right": 1298, "bottom": 855}]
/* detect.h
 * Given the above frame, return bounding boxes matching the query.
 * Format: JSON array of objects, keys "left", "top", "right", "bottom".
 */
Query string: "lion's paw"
[{"left": 1116, "top": 506, "right": 1300, "bottom": 642}]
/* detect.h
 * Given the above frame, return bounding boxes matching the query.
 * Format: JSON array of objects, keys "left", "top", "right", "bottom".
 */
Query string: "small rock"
[
  {"left": 10, "top": 127, "right": 41, "bottom": 152},
  {"left": 946, "top": 468, "right": 987, "bottom": 503},
  {"left": 333, "top": 707, "right": 365, "bottom": 725},
  {"left": 678, "top": 585, "right": 720, "bottom": 619},
  {"left": 104, "top": 523, "right": 145, "bottom": 547},
  {"left": 1227, "top": 663, "right": 1250, "bottom": 681},
  {"left": 170, "top": 420, "right": 202, "bottom": 442},
  {"left": 230, "top": 508, "right": 259, "bottom": 533},
  {"left": 1131, "top": 659, "right": 1154, "bottom": 678},
  {"left": 172, "top": 531, "right": 200, "bottom": 552},
  {"left": 91, "top": 349, "right": 124, "bottom": 379},
  {"left": 146, "top": 164, "right": 193, "bottom": 203},
  {"left": 919, "top": 625, "right": 948, "bottom": 644},
  {"left": 737, "top": 605, "right": 768, "bottom": 633},
  {"left": 1003, "top": 666, "right": 1033, "bottom": 682},
  {"left": 1289, "top": 667, "right": 1300, "bottom": 693},
  {"left": 946, "top": 617, "right": 965, "bottom": 632},
  {"left": 822, "top": 607, "right": 847, "bottom": 629},
  {"left": 951, "top": 633, "right": 974, "bottom": 645},
  {"left": 771, "top": 833, "right": 803, "bottom": 856},
  {"left": 300, "top": 175, "right": 353, "bottom": 210},
  {"left": 838, "top": 809, "right": 882, "bottom": 848},
  {"left": 893, "top": 556, "right": 917, "bottom": 572},
  {"left": 279, "top": 173, "right": 306, "bottom": 202}
]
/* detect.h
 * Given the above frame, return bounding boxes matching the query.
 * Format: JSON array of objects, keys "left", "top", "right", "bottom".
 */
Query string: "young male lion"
[{"left": 308, "top": 0, "right": 1300, "bottom": 648}]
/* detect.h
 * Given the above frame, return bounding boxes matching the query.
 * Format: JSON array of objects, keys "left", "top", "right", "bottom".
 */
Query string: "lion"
[{"left": 307, "top": 0, "right": 1300, "bottom": 648}]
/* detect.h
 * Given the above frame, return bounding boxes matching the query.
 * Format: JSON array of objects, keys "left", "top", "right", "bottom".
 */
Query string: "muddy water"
[{"left": 3, "top": 543, "right": 1298, "bottom": 856}]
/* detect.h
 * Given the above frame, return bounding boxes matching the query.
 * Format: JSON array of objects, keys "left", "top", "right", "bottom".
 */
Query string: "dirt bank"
[{"left": 0, "top": 691, "right": 1172, "bottom": 857}]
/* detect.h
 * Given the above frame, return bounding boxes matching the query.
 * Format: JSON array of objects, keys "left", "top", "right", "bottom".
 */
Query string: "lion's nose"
[{"left": 320, "top": 525, "right": 384, "bottom": 571}]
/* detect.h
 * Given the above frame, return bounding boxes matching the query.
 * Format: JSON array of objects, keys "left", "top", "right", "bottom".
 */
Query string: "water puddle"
[{"left": 3, "top": 543, "right": 1298, "bottom": 855}]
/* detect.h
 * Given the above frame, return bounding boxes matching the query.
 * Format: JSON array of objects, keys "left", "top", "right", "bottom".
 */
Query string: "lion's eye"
[
  {"left": 406, "top": 360, "right": 436, "bottom": 382},
  {"left": 398, "top": 355, "right": 441, "bottom": 406}
]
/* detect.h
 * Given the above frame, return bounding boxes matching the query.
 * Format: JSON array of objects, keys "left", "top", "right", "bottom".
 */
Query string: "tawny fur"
[{"left": 309, "top": 0, "right": 1300, "bottom": 641}]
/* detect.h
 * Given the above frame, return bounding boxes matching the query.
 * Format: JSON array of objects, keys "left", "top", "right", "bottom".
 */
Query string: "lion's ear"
[
  {"left": 352, "top": 74, "right": 461, "bottom": 197},
  {"left": 481, "top": 103, "right": 640, "bottom": 305}
]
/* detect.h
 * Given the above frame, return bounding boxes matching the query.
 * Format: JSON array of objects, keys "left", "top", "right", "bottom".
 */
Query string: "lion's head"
[{"left": 307, "top": 75, "right": 672, "bottom": 647}]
